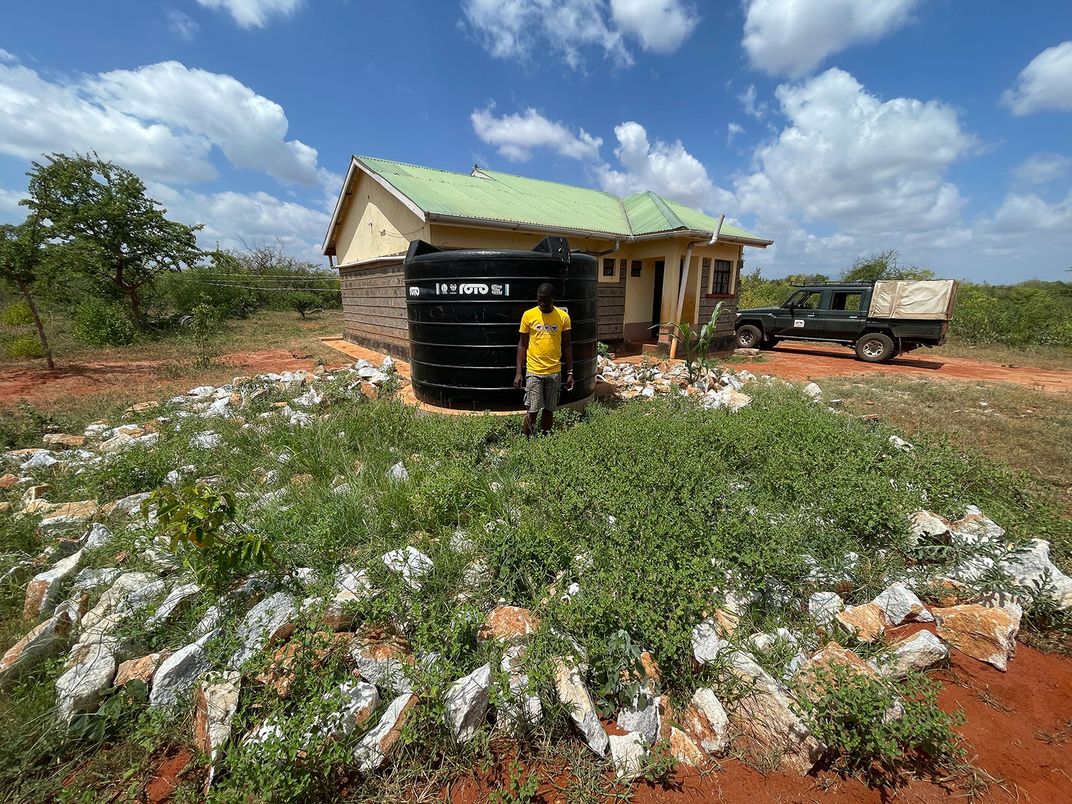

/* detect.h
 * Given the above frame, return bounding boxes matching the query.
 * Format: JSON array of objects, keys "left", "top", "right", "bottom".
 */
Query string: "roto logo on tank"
[{"left": 436, "top": 282, "right": 510, "bottom": 296}]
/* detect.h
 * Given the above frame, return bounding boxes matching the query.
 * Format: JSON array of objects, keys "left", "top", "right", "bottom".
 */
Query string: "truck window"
[
  {"left": 831, "top": 291, "right": 863, "bottom": 311},
  {"left": 784, "top": 290, "right": 823, "bottom": 309}
]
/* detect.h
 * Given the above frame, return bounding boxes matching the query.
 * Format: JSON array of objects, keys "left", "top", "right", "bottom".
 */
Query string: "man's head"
[{"left": 536, "top": 283, "right": 556, "bottom": 313}]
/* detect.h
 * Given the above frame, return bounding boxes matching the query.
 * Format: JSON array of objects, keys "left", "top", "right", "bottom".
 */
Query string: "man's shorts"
[{"left": 524, "top": 372, "right": 561, "bottom": 413}]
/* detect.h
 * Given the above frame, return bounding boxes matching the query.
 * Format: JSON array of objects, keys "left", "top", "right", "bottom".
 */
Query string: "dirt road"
[{"left": 734, "top": 342, "right": 1072, "bottom": 394}]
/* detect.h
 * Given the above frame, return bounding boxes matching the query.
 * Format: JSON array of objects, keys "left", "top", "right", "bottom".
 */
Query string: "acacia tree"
[
  {"left": 0, "top": 219, "right": 54, "bottom": 369},
  {"left": 24, "top": 153, "right": 203, "bottom": 330}
]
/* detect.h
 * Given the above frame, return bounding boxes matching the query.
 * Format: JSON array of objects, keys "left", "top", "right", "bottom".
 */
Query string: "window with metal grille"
[
  {"left": 603, "top": 258, "right": 616, "bottom": 277},
  {"left": 711, "top": 258, "right": 732, "bottom": 295},
  {"left": 631, "top": 260, "right": 642, "bottom": 277}
]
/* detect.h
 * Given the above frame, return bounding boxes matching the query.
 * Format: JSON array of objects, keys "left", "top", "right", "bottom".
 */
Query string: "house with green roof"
[{"left": 322, "top": 155, "right": 772, "bottom": 356}]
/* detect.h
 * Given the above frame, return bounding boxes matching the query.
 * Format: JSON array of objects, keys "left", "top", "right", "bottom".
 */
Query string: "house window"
[
  {"left": 711, "top": 259, "right": 732, "bottom": 295},
  {"left": 603, "top": 258, "right": 616, "bottom": 277},
  {"left": 631, "top": 260, "right": 642, "bottom": 277}
]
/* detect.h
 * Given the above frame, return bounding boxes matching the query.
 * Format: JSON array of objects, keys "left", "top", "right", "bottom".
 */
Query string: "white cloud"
[
  {"left": 735, "top": 69, "right": 974, "bottom": 237},
  {"left": 742, "top": 0, "right": 921, "bottom": 78},
  {"left": 0, "top": 59, "right": 329, "bottom": 189},
  {"left": 460, "top": 0, "right": 697, "bottom": 69},
  {"left": 596, "top": 121, "right": 734, "bottom": 211},
  {"left": 471, "top": 106, "right": 603, "bottom": 161},
  {"left": 0, "top": 49, "right": 16, "bottom": 64},
  {"left": 88, "top": 61, "right": 324, "bottom": 187},
  {"left": 609, "top": 0, "right": 699, "bottom": 54},
  {"left": 738, "top": 84, "right": 767, "bottom": 119},
  {"left": 167, "top": 9, "right": 200, "bottom": 40},
  {"left": 1002, "top": 41, "right": 1072, "bottom": 116},
  {"left": 149, "top": 183, "right": 330, "bottom": 258},
  {"left": 0, "top": 59, "right": 215, "bottom": 184},
  {"left": 0, "top": 186, "right": 26, "bottom": 220},
  {"left": 726, "top": 121, "right": 744, "bottom": 145},
  {"left": 984, "top": 190, "right": 1072, "bottom": 236},
  {"left": 1013, "top": 153, "right": 1071, "bottom": 187},
  {"left": 194, "top": 0, "right": 303, "bottom": 29}
]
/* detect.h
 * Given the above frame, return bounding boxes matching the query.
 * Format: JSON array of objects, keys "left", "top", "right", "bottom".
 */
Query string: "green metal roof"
[{"left": 351, "top": 156, "right": 769, "bottom": 244}]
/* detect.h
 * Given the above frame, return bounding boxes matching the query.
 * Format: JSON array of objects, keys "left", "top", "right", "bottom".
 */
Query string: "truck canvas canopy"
[{"left": 868, "top": 280, "right": 958, "bottom": 321}]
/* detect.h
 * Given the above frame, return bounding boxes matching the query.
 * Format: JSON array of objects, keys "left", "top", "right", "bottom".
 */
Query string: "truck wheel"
[
  {"left": 736, "top": 325, "right": 763, "bottom": 349},
  {"left": 855, "top": 332, "right": 896, "bottom": 363}
]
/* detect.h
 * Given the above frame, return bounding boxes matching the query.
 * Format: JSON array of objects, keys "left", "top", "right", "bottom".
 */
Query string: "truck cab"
[{"left": 735, "top": 280, "right": 956, "bottom": 363}]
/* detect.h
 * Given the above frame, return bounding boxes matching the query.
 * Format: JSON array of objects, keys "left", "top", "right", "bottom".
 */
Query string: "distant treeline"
[
  {"left": 1, "top": 152, "right": 339, "bottom": 359},
  {"left": 739, "top": 250, "right": 1072, "bottom": 348}
]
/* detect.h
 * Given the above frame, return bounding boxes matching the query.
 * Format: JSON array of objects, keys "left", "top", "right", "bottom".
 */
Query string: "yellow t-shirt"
[{"left": 520, "top": 306, "right": 571, "bottom": 375}]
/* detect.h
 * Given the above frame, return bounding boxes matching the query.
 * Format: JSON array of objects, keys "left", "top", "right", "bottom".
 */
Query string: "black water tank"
[{"left": 404, "top": 237, "right": 597, "bottom": 409}]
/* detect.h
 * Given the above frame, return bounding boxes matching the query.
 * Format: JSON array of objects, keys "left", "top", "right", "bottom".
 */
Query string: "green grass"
[{"left": 1, "top": 381, "right": 1069, "bottom": 800}]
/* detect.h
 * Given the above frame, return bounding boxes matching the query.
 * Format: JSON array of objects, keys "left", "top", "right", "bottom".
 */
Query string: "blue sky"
[{"left": 1, "top": 1, "right": 1070, "bottom": 282}]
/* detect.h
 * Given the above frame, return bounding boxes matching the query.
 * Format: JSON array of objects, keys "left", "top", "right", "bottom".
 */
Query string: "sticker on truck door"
[{"left": 794, "top": 319, "right": 805, "bottom": 328}]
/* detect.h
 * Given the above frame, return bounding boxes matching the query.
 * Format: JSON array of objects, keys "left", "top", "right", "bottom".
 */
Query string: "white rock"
[
  {"left": 84, "top": 523, "right": 114, "bottom": 550},
  {"left": 616, "top": 691, "right": 660, "bottom": 746},
  {"left": 382, "top": 546, "right": 433, "bottom": 590},
  {"left": 387, "top": 462, "right": 409, "bottom": 482},
  {"left": 190, "top": 431, "right": 221, "bottom": 450},
  {"left": 289, "top": 411, "right": 313, "bottom": 427},
  {"left": 55, "top": 640, "right": 117, "bottom": 723},
  {"left": 354, "top": 692, "right": 418, "bottom": 772},
  {"left": 684, "top": 687, "right": 731, "bottom": 755},
  {"left": 202, "top": 397, "right": 231, "bottom": 417},
  {"left": 803, "top": 382, "right": 822, "bottom": 399},
  {"left": 313, "top": 681, "right": 380, "bottom": 741},
  {"left": 111, "top": 491, "right": 151, "bottom": 518},
  {"left": 691, "top": 619, "right": 728, "bottom": 665},
  {"left": 24, "top": 549, "right": 84, "bottom": 619},
  {"left": 553, "top": 657, "right": 608, "bottom": 756},
  {"left": 871, "top": 630, "right": 949, "bottom": 677},
  {"left": 445, "top": 664, "right": 492, "bottom": 743},
  {"left": 609, "top": 732, "right": 647, "bottom": 781},
  {"left": 872, "top": 582, "right": 934, "bottom": 625},
  {"left": 726, "top": 651, "right": 824, "bottom": 775},
  {"left": 21, "top": 451, "right": 59, "bottom": 471},
  {"left": 0, "top": 601, "right": 79, "bottom": 688},
  {"left": 808, "top": 591, "right": 844, "bottom": 626},
  {"left": 908, "top": 510, "right": 950, "bottom": 544},
  {"left": 888, "top": 435, "right": 914, "bottom": 452},
  {"left": 349, "top": 640, "right": 412, "bottom": 694},
  {"left": 195, "top": 670, "right": 241, "bottom": 787},
  {"left": 1001, "top": 540, "right": 1072, "bottom": 611},
  {"left": 150, "top": 631, "right": 215, "bottom": 707},
  {"left": 71, "top": 567, "right": 122, "bottom": 595},
  {"left": 230, "top": 592, "right": 295, "bottom": 667},
  {"left": 748, "top": 628, "right": 799, "bottom": 654},
  {"left": 188, "top": 385, "right": 216, "bottom": 398},
  {"left": 38, "top": 515, "right": 89, "bottom": 536},
  {"left": 146, "top": 583, "right": 201, "bottom": 629},
  {"left": 500, "top": 644, "right": 542, "bottom": 728}
]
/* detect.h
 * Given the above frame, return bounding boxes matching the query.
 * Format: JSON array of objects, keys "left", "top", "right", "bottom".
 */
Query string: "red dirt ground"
[
  {"left": 730, "top": 342, "right": 1072, "bottom": 395},
  {"left": 0, "top": 349, "right": 339, "bottom": 408},
  {"left": 444, "top": 626, "right": 1072, "bottom": 803}
]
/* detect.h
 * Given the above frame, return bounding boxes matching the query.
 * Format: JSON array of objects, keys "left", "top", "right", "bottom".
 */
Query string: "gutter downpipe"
[{"left": 669, "top": 214, "right": 724, "bottom": 360}]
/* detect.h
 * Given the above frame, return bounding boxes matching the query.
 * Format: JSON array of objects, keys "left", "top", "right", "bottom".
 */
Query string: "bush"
[
  {"left": 189, "top": 302, "right": 221, "bottom": 368},
  {"left": 791, "top": 664, "right": 963, "bottom": 784},
  {"left": 72, "top": 298, "right": 135, "bottom": 346},
  {"left": 0, "top": 301, "right": 34, "bottom": 328},
  {"left": 3, "top": 334, "right": 44, "bottom": 359}
]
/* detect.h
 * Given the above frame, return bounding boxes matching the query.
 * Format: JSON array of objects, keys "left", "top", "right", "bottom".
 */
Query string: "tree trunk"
[
  {"left": 124, "top": 285, "right": 146, "bottom": 331},
  {"left": 16, "top": 278, "right": 54, "bottom": 370}
]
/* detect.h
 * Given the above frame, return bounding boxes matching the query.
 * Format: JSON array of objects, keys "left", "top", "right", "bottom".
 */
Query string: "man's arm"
[
  {"left": 514, "top": 332, "right": 529, "bottom": 388},
  {"left": 562, "top": 330, "right": 574, "bottom": 391}
]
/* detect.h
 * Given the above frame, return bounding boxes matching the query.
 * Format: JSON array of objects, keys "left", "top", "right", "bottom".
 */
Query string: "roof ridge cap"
[{"left": 647, "top": 192, "right": 687, "bottom": 231}]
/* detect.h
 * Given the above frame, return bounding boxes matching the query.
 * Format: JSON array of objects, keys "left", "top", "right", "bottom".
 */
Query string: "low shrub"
[
  {"left": 0, "top": 300, "right": 34, "bottom": 328},
  {"left": 791, "top": 664, "right": 964, "bottom": 784},
  {"left": 72, "top": 298, "right": 135, "bottom": 346},
  {"left": 3, "top": 334, "right": 44, "bottom": 359}
]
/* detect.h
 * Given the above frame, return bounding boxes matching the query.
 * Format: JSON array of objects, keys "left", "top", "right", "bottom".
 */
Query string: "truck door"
[
  {"left": 825, "top": 289, "right": 867, "bottom": 342},
  {"left": 776, "top": 289, "right": 825, "bottom": 338}
]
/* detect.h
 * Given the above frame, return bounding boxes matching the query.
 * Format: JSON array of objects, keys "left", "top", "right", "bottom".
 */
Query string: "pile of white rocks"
[{"left": 595, "top": 355, "right": 756, "bottom": 412}]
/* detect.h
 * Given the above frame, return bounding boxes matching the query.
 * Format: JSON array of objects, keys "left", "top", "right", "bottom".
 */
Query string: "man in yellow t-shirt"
[{"left": 514, "top": 283, "right": 573, "bottom": 436}]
